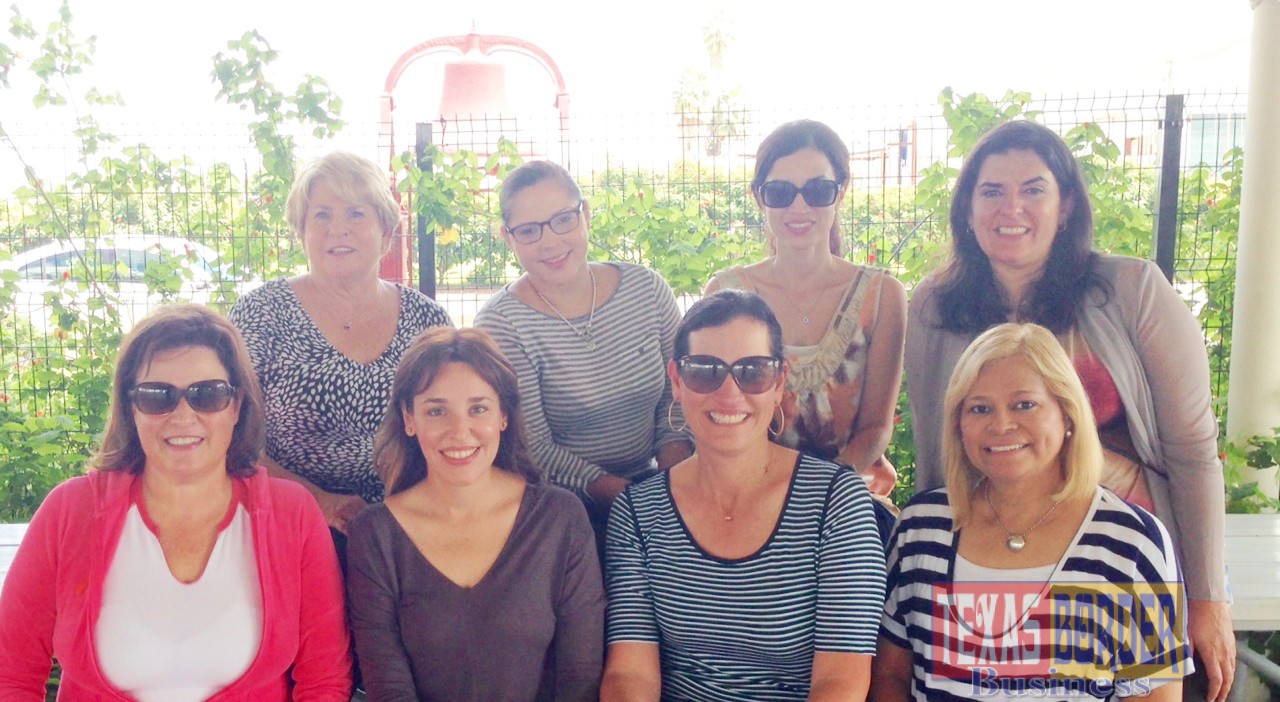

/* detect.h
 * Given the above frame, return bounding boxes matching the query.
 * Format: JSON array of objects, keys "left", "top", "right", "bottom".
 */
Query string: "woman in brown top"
[{"left": 346, "top": 327, "right": 604, "bottom": 701}]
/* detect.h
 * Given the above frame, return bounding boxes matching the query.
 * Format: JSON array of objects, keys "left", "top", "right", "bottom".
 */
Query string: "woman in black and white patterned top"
[{"left": 229, "top": 152, "right": 452, "bottom": 535}]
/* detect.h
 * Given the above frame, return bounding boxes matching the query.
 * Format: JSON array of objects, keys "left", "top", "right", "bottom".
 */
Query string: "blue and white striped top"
[
  {"left": 475, "top": 262, "right": 686, "bottom": 495},
  {"left": 880, "top": 487, "right": 1192, "bottom": 701},
  {"left": 605, "top": 453, "right": 886, "bottom": 701}
]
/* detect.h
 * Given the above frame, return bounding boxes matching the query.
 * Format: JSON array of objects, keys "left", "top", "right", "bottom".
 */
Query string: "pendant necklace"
[
  {"left": 703, "top": 455, "right": 771, "bottom": 521},
  {"left": 770, "top": 259, "right": 822, "bottom": 324},
  {"left": 529, "top": 266, "right": 598, "bottom": 350},
  {"left": 983, "top": 480, "right": 1060, "bottom": 552}
]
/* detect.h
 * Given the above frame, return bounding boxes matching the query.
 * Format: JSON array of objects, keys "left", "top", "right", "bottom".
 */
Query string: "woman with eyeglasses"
[
  {"left": 705, "top": 120, "right": 906, "bottom": 504},
  {"left": 601, "top": 290, "right": 885, "bottom": 701},
  {"left": 475, "top": 160, "right": 692, "bottom": 546},
  {"left": 0, "top": 304, "right": 350, "bottom": 700},
  {"left": 346, "top": 327, "right": 604, "bottom": 700}
]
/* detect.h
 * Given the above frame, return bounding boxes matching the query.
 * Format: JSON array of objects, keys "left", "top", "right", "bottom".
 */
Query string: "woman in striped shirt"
[
  {"left": 871, "top": 323, "right": 1189, "bottom": 701},
  {"left": 475, "top": 160, "right": 692, "bottom": 543},
  {"left": 602, "top": 290, "right": 885, "bottom": 701}
]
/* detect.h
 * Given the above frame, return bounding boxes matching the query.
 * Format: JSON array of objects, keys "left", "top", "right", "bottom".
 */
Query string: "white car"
[{"left": 0, "top": 234, "right": 259, "bottom": 334}]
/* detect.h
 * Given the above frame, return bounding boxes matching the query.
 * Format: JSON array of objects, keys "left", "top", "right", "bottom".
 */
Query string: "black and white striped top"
[
  {"left": 475, "top": 263, "right": 686, "bottom": 495},
  {"left": 605, "top": 454, "right": 885, "bottom": 701},
  {"left": 880, "top": 487, "right": 1192, "bottom": 701}
]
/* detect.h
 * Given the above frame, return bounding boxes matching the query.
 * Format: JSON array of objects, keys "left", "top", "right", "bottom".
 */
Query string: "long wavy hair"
[
  {"left": 91, "top": 304, "right": 265, "bottom": 477},
  {"left": 751, "top": 119, "right": 850, "bottom": 256},
  {"left": 931, "top": 120, "right": 1105, "bottom": 334},
  {"left": 374, "top": 327, "right": 539, "bottom": 495}
]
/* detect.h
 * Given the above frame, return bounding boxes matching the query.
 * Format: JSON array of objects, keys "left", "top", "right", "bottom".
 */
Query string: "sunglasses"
[
  {"left": 676, "top": 355, "right": 782, "bottom": 395},
  {"left": 128, "top": 380, "right": 238, "bottom": 415},
  {"left": 757, "top": 178, "right": 841, "bottom": 209},
  {"left": 505, "top": 202, "right": 584, "bottom": 245}
]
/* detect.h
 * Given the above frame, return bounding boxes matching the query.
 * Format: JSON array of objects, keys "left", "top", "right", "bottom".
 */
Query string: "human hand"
[
  {"left": 586, "top": 474, "right": 630, "bottom": 506},
  {"left": 859, "top": 456, "right": 898, "bottom": 497},
  {"left": 316, "top": 491, "right": 368, "bottom": 534},
  {"left": 1188, "top": 598, "right": 1236, "bottom": 702}
]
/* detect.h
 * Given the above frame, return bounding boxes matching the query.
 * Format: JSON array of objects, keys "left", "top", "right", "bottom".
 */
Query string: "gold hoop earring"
[
  {"left": 667, "top": 402, "right": 688, "bottom": 433},
  {"left": 769, "top": 404, "right": 786, "bottom": 438}
]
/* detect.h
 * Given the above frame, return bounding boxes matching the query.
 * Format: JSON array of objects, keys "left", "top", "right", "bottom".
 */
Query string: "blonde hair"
[
  {"left": 941, "top": 323, "right": 1102, "bottom": 528},
  {"left": 285, "top": 151, "right": 402, "bottom": 244}
]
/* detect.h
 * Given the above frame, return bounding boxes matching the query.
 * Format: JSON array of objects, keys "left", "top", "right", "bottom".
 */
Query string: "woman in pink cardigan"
[{"left": 0, "top": 304, "right": 351, "bottom": 701}]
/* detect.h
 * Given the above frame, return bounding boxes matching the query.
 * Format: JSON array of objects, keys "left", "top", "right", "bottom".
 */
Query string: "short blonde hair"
[
  {"left": 285, "top": 151, "right": 402, "bottom": 243},
  {"left": 941, "top": 323, "right": 1102, "bottom": 528}
]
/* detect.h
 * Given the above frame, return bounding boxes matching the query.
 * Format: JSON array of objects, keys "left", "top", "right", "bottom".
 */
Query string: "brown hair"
[
  {"left": 91, "top": 304, "right": 265, "bottom": 477},
  {"left": 374, "top": 327, "right": 540, "bottom": 495},
  {"left": 751, "top": 119, "right": 850, "bottom": 256},
  {"left": 933, "top": 120, "right": 1102, "bottom": 334},
  {"left": 497, "top": 160, "right": 583, "bottom": 227}
]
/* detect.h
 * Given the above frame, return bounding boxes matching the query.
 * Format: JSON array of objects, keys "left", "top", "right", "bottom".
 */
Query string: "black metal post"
[
  {"left": 1153, "top": 94, "right": 1184, "bottom": 283},
  {"left": 415, "top": 122, "right": 437, "bottom": 299}
]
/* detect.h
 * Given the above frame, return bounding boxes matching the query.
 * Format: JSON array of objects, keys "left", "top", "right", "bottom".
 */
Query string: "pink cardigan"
[{"left": 0, "top": 468, "right": 352, "bottom": 701}]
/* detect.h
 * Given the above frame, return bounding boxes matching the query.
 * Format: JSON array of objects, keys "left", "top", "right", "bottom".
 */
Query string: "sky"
[{"left": 0, "top": 0, "right": 1257, "bottom": 191}]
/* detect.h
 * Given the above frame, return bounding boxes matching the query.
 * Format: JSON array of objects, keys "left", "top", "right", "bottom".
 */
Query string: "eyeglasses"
[
  {"left": 504, "top": 202, "right": 584, "bottom": 244},
  {"left": 757, "top": 179, "right": 841, "bottom": 209},
  {"left": 128, "top": 380, "right": 238, "bottom": 415},
  {"left": 676, "top": 355, "right": 782, "bottom": 395}
]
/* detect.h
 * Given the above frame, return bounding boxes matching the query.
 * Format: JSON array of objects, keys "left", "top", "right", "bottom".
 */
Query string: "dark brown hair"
[
  {"left": 933, "top": 120, "right": 1104, "bottom": 334},
  {"left": 374, "top": 327, "right": 540, "bottom": 495},
  {"left": 751, "top": 119, "right": 850, "bottom": 256},
  {"left": 91, "top": 304, "right": 265, "bottom": 477},
  {"left": 675, "top": 289, "right": 784, "bottom": 360}
]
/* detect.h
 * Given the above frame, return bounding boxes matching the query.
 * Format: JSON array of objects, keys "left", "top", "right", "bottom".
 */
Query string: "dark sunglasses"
[
  {"left": 676, "top": 355, "right": 782, "bottom": 395},
  {"left": 128, "top": 380, "right": 238, "bottom": 415},
  {"left": 505, "top": 202, "right": 584, "bottom": 245},
  {"left": 757, "top": 178, "right": 841, "bottom": 209}
]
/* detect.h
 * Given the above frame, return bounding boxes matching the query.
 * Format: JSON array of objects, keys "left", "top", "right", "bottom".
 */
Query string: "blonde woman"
[{"left": 873, "top": 323, "right": 1189, "bottom": 701}]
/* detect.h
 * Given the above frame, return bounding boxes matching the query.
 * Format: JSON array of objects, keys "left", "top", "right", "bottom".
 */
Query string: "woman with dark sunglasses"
[
  {"left": 0, "top": 304, "right": 350, "bottom": 700},
  {"left": 705, "top": 119, "right": 907, "bottom": 503},
  {"left": 601, "top": 290, "right": 885, "bottom": 701},
  {"left": 475, "top": 160, "right": 692, "bottom": 549}
]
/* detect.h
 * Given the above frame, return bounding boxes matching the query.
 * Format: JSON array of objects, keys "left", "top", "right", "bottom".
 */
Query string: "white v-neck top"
[{"left": 96, "top": 503, "right": 262, "bottom": 702}]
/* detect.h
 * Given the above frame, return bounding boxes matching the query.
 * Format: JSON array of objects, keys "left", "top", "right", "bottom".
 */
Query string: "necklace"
[
  {"left": 702, "top": 455, "right": 771, "bottom": 521},
  {"left": 983, "top": 480, "right": 1060, "bottom": 552},
  {"left": 770, "top": 259, "right": 824, "bottom": 324},
  {"left": 528, "top": 266, "right": 598, "bottom": 350}
]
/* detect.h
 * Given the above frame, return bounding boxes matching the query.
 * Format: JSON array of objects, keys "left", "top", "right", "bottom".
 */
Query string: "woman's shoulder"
[
  {"left": 793, "top": 454, "right": 870, "bottom": 506},
  {"left": 706, "top": 264, "right": 751, "bottom": 292},
  {"left": 619, "top": 470, "right": 671, "bottom": 514},
  {"left": 526, "top": 480, "right": 587, "bottom": 512},
  {"left": 242, "top": 470, "right": 323, "bottom": 516},
  {"left": 229, "top": 278, "right": 292, "bottom": 317},
  {"left": 393, "top": 283, "right": 453, "bottom": 325},
  {"left": 612, "top": 261, "right": 674, "bottom": 294},
  {"left": 1092, "top": 487, "right": 1173, "bottom": 543},
  {"left": 523, "top": 481, "right": 592, "bottom": 530},
  {"left": 40, "top": 470, "right": 121, "bottom": 512},
  {"left": 473, "top": 284, "right": 524, "bottom": 322},
  {"left": 896, "top": 487, "right": 954, "bottom": 520},
  {"left": 1091, "top": 252, "right": 1158, "bottom": 277}
]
